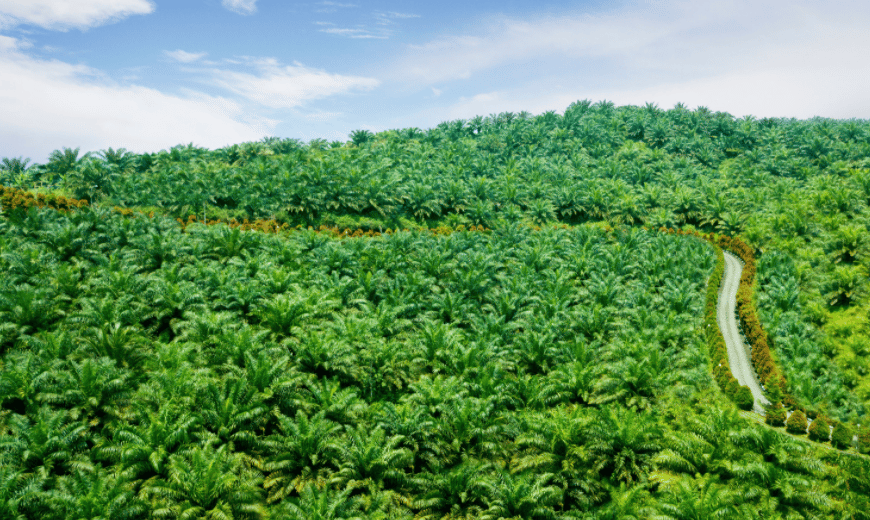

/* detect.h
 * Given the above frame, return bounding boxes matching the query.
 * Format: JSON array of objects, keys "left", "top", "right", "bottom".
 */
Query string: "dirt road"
[{"left": 717, "top": 251, "right": 770, "bottom": 413}]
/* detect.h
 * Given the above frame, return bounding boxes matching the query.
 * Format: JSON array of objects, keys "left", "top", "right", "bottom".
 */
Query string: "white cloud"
[
  {"left": 444, "top": 61, "right": 870, "bottom": 122},
  {"left": 316, "top": 8, "right": 417, "bottom": 38},
  {"left": 396, "top": 7, "right": 677, "bottom": 84},
  {"left": 371, "top": 11, "right": 420, "bottom": 31},
  {"left": 318, "top": 26, "right": 387, "bottom": 39},
  {"left": 320, "top": 1, "right": 357, "bottom": 7},
  {"left": 0, "top": 36, "right": 269, "bottom": 162},
  {"left": 316, "top": 1, "right": 357, "bottom": 12},
  {"left": 376, "top": 11, "right": 419, "bottom": 22},
  {"left": 0, "top": 0, "right": 154, "bottom": 30},
  {"left": 222, "top": 0, "right": 257, "bottom": 15},
  {"left": 208, "top": 57, "right": 380, "bottom": 109},
  {"left": 597, "top": 68, "right": 870, "bottom": 120},
  {"left": 164, "top": 50, "right": 207, "bottom": 63},
  {"left": 399, "top": 1, "right": 870, "bottom": 82},
  {"left": 401, "top": 0, "right": 870, "bottom": 119},
  {"left": 302, "top": 110, "right": 343, "bottom": 121}
]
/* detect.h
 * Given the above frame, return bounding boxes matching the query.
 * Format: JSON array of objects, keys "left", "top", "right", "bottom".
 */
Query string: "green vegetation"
[
  {"left": 6, "top": 101, "right": 869, "bottom": 417},
  {"left": 734, "top": 386, "right": 754, "bottom": 411},
  {"left": 808, "top": 416, "right": 830, "bottom": 443},
  {"left": 3, "top": 100, "right": 870, "bottom": 516},
  {"left": 786, "top": 410, "right": 808, "bottom": 435},
  {"left": 832, "top": 422, "right": 853, "bottom": 450},
  {"left": 766, "top": 403, "right": 787, "bottom": 427},
  {"left": 860, "top": 427, "right": 870, "bottom": 453}
]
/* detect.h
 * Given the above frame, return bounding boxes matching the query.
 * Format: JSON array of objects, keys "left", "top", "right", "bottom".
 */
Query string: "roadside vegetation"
[{"left": 2, "top": 100, "right": 870, "bottom": 517}]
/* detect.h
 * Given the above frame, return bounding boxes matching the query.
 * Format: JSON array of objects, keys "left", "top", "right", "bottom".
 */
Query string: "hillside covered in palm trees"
[{"left": 2, "top": 100, "right": 870, "bottom": 518}]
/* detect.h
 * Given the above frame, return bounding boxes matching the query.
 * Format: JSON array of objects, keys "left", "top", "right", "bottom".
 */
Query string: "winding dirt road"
[{"left": 717, "top": 251, "right": 770, "bottom": 413}]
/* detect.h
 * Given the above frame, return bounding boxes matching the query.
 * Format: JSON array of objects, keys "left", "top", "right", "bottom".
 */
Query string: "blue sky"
[{"left": 1, "top": 0, "right": 869, "bottom": 162}]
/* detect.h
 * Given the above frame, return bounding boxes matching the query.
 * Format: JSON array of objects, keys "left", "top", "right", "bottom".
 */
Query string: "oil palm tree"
[
  {"left": 507, "top": 328, "right": 554, "bottom": 375},
  {"left": 594, "top": 348, "right": 669, "bottom": 411},
  {"left": 0, "top": 409, "right": 92, "bottom": 480},
  {"left": 97, "top": 148, "right": 136, "bottom": 171},
  {"left": 411, "top": 461, "right": 488, "bottom": 519},
  {"left": 730, "top": 461, "right": 831, "bottom": 518},
  {"left": 275, "top": 484, "right": 363, "bottom": 520},
  {"left": 198, "top": 377, "right": 269, "bottom": 451},
  {"left": 95, "top": 406, "right": 199, "bottom": 485},
  {"left": 40, "top": 219, "right": 96, "bottom": 263},
  {"left": 143, "top": 276, "right": 204, "bottom": 339},
  {"left": 373, "top": 402, "right": 444, "bottom": 473},
  {"left": 70, "top": 293, "right": 144, "bottom": 330},
  {"left": 479, "top": 468, "right": 562, "bottom": 520},
  {"left": 205, "top": 225, "right": 259, "bottom": 262},
  {"left": 512, "top": 406, "right": 604, "bottom": 509},
  {"left": 540, "top": 361, "right": 597, "bottom": 406},
  {"left": 0, "top": 347, "right": 63, "bottom": 416},
  {"left": 66, "top": 157, "right": 119, "bottom": 202},
  {"left": 78, "top": 323, "right": 146, "bottom": 370},
  {"left": 0, "top": 464, "right": 44, "bottom": 519},
  {"left": 585, "top": 406, "right": 662, "bottom": 485},
  {"left": 328, "top": 425, "right": 412, "bottom": 491},
  {"left": 52, "top": 469, "right": 145, "bottom": 520},
  {"left": 143, "top": 443, "right": 266, "bottom": 519},
  {"left": 591, "top": 483, "right": 657, "bottom": 520},
  {"left": 38, "top": 358, "right": 130, "bottom": 429},
  {"left": 823, "top": 264, "right": 865, "bottom": 306},
  {"left": 0, "top": 285, "right": 59, "bottom": 348},
  {"left": 292, "top": 334, "right": 360, "bottom": 383},
  {"left": 427, "top": 288, "right": 473, "bottom": 325},
  {"left": 300, "top": 378, "right": 367, "bottom": 427},
  {"left": 253, "top": 289, "right": 333, "bottom": 340},
  {"left": 1, "top": 156, "right": 31, "bottom": 177},
  {"left": 261, "top": 411, "right": 342, "bottom": 502},
  {"left": 831, "top": 455, "right": 870, "bottom": 520},
  {"left": 46, "top": 147, "right": 89, "bottom": 184},
  {"left": 405, "top": 182, "right": 443, "bottom": 220},
  {"left": 438, "top": 397, "right": 505, "bottom": 462},
  {"left": 655, "top": 474, "right": 738, "bottom": 520}
]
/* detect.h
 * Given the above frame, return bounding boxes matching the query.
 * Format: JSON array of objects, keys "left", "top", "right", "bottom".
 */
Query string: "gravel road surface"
[{"left": 717, "top": 251, "right": 770, "bottom": 413}]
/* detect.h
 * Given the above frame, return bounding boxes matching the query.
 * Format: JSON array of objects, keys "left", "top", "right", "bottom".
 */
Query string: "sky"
[{"left": 1, "top": 0, "right": 869, "bottom": 162}]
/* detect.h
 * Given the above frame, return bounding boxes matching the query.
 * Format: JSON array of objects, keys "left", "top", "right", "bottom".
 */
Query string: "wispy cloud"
[
  {"left": 315, "top": 9, "right": 418, "bottom": 39},
  {"left": 221, "top": 0, "right": 257, "bottom": 16},
  {"left": 302, "top": 110, "right": 343, "bottom": 121},
  {"left": 315, "top": 1, "right": 358, "bottom": 13},
  {"left": 0, "top": 0, "right": 154, "bottom": 31},
  {"left": 396, "top": 0, "right": 870, "bottom": 119},
  {"left": 0, "top": 35, "right": 268, "bottom": 161},
  {"left": 207, "top": 57, "right": 380, "bottom": 109},
  {"left": 375, "top": 11, "right": 420, "bottom": 24},
  {"left": 442, "top": 59, "right": 870, "bottom": 122},
  {"left": 315, "top": 22, "right": 388, "bottom": 39},
  {"left": 395, "top": 8, "right": 679, "bottom": 83},
  {"left": 164, "top": 49, "right": 207, "bottom": 63}
]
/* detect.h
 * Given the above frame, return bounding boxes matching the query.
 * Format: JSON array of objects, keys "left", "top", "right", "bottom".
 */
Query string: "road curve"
[{"left": 717, "top": 251, "right": 770, "bottom": 413}]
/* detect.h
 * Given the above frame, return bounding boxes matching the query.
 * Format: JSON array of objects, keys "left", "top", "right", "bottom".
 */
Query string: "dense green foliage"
[
  {"left": 3, "top": 100, "right": 870, "bottom": 516},
  {"left": 5, "top": 100, "right": 869, "bottom": 418},
  {"left": 831, "top": 422, "right": 853, "bottom": 450},
  {"left": 808, "top": 416, "right": 830, "bottom": 443},
  {"left": 0, "top": 205, "right": 862, "bottom": 517},
  {"left": 860, "top": 427, "right": 870, "bottom": 453},
  {"left": 786, "top": 411, "right": 808, "bottom": 435},
  {"left": 765, "top": 403, "right": 787, "bottom": 427}
]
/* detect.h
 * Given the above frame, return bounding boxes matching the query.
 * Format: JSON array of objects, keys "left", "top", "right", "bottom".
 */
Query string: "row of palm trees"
[
  {"left": 2, "top": 205, "right": 864, "bottom": 517},
  {"left": 4, "top": 102, "right": 868, "bottom": 232}
]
